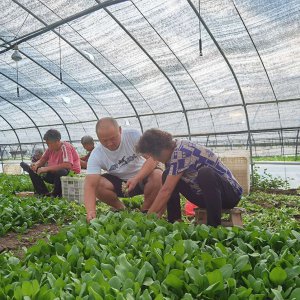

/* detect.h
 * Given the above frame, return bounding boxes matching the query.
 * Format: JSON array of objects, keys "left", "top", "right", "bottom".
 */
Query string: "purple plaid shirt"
[{"left": 165, "top": 140, "right": 243, "bottom": 197}]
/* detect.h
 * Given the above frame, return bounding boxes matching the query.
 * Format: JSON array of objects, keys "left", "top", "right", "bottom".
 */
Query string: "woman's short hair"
[
  {"left": 43, "top": 129, "right": 61, "bottom": 141},
  {"left": 33, "top": 148, "right": 44, "bottom": 155},
  {"left": 81, "top": 135, "right": 94, "bottom": 145},
  {"left": 136, "top": 129, "right": 174, "bottom": 157}
]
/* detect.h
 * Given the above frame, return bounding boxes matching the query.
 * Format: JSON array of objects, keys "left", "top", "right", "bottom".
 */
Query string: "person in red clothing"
[
  {"left": 80, "top": 135, "right": 95, "bottom": 169},
  {"left": 20, "top": 129, "right": 81, "bottom": 197}
]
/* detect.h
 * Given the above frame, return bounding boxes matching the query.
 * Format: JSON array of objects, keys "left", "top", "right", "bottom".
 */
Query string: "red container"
[{"left": 185, "top": 200, "right": 198, "bottom": 216}]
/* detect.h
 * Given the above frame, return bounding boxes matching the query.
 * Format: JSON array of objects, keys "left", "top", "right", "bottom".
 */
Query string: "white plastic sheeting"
[{"left": 0, "top": 0, "right": 299, "bottom": 155}]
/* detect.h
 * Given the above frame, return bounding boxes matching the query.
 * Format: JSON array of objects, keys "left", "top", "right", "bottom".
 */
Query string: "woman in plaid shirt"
[{"left": 136, "top": 129, "right": 242, "bottom": 227}]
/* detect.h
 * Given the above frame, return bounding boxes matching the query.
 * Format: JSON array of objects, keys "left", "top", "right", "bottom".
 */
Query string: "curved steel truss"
[{"left": 0, "top": 0, "right": 299, "bottom": 160}]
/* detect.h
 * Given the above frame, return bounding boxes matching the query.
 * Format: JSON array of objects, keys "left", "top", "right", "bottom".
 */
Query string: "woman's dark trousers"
[
  {"left": 165, "top": 167, "right": 241, "bottom": 227},
  {"left": 20, "top": 162, "right": 69, "bottom": 197}
]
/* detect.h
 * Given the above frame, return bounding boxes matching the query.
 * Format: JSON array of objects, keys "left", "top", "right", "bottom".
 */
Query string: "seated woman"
[
  {"left": 80, "top": 135, "right": 95, "bottom": 169},
  {"left": 136, "top": 129, "right": 243, "bottom": 227},
  {"left": 31, "top": 148, "right": 44, "bottom": 163}
]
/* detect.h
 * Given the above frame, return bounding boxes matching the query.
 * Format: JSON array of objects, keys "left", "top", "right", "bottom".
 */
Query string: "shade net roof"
[{"left": 0, "top": 0, "right": 299, "bottom": 156}]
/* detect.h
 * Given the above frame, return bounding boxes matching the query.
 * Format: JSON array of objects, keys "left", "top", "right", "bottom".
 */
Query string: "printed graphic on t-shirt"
[
  {"left": 109, "top": 153, "right": 138, "bottom": 171},
  {"left": 118, "top": 156, "right": 126, "bottom": 166}
]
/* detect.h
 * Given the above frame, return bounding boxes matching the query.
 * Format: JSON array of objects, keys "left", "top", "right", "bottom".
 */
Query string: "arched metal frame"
[
  {"left": 0, "top": 114, "right": 24, "bottom": 162},
  {"left": 0, "top": 0, "right": 129, "bottom": 53},
  {"left": 186, "top": 0, "right": 254, "bottom": 176},
  {"left": 0, "top": 0, "right": 298, "bottom": 169},
  {"left": 1, "top": 56, "right": 93, "bottom": 131},
  {"left": 0, "top": 90, "right": 298, "bottom": 138},
  {"left": 0, "top": 35, "right": 112, "bottom": 120},
  {"left": 130, "top": 0, "right": 217, "bottom": 137},
  {"left": 3, "top": 1, "right": 299, "bottom": 130},
  {"left": 231, "top": 1, "right": 281, "bottom": 103},
  {"left": 4, "top": 1, "right": 146, "bottom": 138},
  {"left": 0, "top": 72, "right": 72, "bottom": 142},
  {"left": 0, "top": 95, "right": 45, "bottom": 150},
  {"left": 13, "top": 0, "right": 144, "bottom": 133},
  {"left": 231, "top": 0, "right": 285, "bottom": 159},
  {"left": 0, "top": 36, "right": 95, "bottom": 145},
  {"left": 4, "top": 5, "right": 106, "bottom": 119},
  {"left": 103, "top": 5, "right": 192, "bottom": 139},
  {"left": 34, "top": 0, "right": 160, "bottom": 128},
  {"left": 19, "top": 49, "right": 101, "bottom": 120}
]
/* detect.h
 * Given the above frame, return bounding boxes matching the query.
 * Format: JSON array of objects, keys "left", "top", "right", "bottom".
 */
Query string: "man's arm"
[
  {"left": 80, "top": 153, "right": 90, "bottom": 169},
  {"left": 84, "top": 174, "right": 100, "bottom": 222},
  {"left": 148, "top": 173, "right": 183, "bottom": 214},
  {"left": 31, "top": 156, "right": 47, "bottom": 171},
  {"left": 135, "top": 156, "right": 158, "bottom": 181},
  {"left": 80, "top": 159, "right": 88, "bottom": 169},
  {"left": 127, "top": 157, "right": 158, "bottom": 192}
]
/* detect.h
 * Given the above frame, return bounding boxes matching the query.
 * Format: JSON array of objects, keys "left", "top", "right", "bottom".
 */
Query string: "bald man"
[{"left": 84, "top": 117, "right": 162, "bottom": 222}]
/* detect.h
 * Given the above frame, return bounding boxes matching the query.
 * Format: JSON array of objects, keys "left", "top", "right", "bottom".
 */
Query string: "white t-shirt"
[{"left": 87, "top": 129, "right": 145, "bottom": 181}]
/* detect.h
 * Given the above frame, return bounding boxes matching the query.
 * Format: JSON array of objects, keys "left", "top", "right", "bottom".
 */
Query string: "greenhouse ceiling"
[{"left": 0, "top": 0, "right": 299, "bottom": 155}]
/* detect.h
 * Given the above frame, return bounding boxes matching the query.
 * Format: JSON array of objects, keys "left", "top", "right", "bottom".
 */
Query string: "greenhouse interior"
[{"left": 0, "top": 0, "right": 299, "bottom": 299}]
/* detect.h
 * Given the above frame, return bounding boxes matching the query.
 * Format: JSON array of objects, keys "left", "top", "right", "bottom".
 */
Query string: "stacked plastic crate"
[{"left": 61, "top": 176, "right": 85, "bottom": 204}]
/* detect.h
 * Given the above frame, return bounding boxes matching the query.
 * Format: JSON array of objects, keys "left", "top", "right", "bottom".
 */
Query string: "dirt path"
[{"left": 0, "top": 223, "right": 60, "bottom": 257}]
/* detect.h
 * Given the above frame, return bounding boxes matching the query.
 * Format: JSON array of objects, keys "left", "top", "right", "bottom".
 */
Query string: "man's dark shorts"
[
  {"left": 101, "top": 173, "right": 146, "bottom": 198},
  {"left": 101, "top": 163, "right": 164, "bottom": 198}
]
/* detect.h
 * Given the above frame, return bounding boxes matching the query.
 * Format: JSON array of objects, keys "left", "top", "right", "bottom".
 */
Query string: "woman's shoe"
[{"left": 20, "top": 162, "right": 31, "bottom": 173}]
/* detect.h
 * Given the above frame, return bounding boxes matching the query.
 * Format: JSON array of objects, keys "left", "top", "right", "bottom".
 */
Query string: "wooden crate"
[{"left": 219, "top": 153, "right": 250, "bottom": 195}]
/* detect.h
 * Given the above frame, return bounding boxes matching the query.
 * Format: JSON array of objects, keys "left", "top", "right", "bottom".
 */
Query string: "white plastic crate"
[
  {"left": 3, "top": 164, "right": 22, "bottom": 175},
  {"left": 219, "top": 153, "right": 250, "bottom": 195},
  {"left": 61, "top": 176, "right": 85, "bottom": 204}
]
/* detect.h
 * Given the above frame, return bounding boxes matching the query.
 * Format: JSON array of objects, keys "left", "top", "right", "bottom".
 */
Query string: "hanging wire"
[
  {"left": 11, "top": 45, "right": 22, "bottom": 97},
  {"left": 11, "top": 12, "right": 27, "bottom": 97},
  {"left": 198, "top": 0, "right": 203, "bottom": 56},
  {"left": 16, "top": 61, "right": 20, "bottom": 97},
  {"left": 14, "top": 13, "right": 30, "bottom": 39},
  {"left": 59, "top": 27, "right": 62, "bottom": 84}
]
